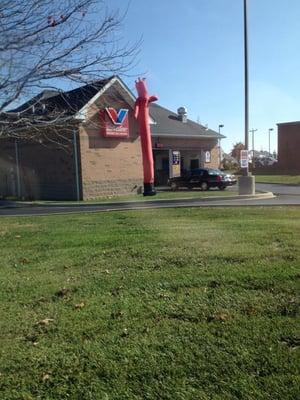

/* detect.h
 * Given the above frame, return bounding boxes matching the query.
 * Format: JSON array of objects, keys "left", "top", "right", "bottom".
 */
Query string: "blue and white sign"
[{"left": 240, "top": 150, "right": 249, "bottom": 168}]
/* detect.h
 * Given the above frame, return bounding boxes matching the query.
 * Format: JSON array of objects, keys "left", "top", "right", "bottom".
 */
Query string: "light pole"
[
  {"left": 218, "top": 124, "right": 224, "bottom": 168},
  {"left": 244, "top": 0, "right": 249, "bottom": 174},
  {"left": 268, "top": 128, "right": 274, "bottom": 155},
  {"left": 238, "top": 0, "right": 255, "bottom": 195}
]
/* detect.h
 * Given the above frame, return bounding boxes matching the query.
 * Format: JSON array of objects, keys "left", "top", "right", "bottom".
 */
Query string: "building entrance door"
[
  {"left": 153, "top": 149, "right": 170, "bottom": 186},
  {"left": 190, "top": 159, "right": 200, "bottom": 170}
]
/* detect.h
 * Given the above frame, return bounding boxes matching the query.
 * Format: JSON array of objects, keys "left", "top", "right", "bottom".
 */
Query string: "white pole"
[{"left": 268, "top": 128, "right": 274, "bottom": 155}]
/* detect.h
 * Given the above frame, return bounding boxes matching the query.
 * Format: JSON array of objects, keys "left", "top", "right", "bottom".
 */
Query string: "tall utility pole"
[
  {"left": 268, "top": 128, "right": 274, "bottom": 155},
  {"left": 244, "top": 0, "right": 249, "bottom": 175},
  {"left": 238, "top": 0, "right": 255, "bottom": 195}
]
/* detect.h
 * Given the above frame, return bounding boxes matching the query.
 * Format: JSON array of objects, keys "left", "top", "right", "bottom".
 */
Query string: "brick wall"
[
  {"left": 0, "top": 137, "right": 77, "bottom": 200},
  {"left": 79, "top": 86, "right": 143, "bottom": 199},
  {"left": 278, "top": 123, "right": 300, "bottom": 171}
]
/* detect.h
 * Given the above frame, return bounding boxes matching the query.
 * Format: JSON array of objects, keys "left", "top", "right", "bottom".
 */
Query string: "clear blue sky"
[{"left": 110, "top": 0, "right": 300, "bottom": 154}]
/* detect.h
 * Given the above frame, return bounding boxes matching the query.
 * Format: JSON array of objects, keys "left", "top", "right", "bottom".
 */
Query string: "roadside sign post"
[
  {"left": 240, "top": 150, "right": 249, "bottom": 169},
  {"left": 239, "top": 149, "right": 255, "bottom": 195}
]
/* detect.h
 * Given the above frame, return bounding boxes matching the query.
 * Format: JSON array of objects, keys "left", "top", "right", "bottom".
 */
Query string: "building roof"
[
  {"left": 9, "top": 76, "right": 224, "bottom": 139},
  {"left": 149, "top": 103, "right": 224, "bottom": 139},
  {"left": 10, "top": 77, "right": 113, "bottom": 115},
  {"left": 277, "top": 121, "right": 300, "bottom": 126}
]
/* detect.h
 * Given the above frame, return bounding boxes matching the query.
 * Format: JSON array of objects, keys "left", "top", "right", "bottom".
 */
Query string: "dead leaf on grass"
[
  {"left": 244, "top": 306, "right": 258, "bottom": 316},
  {"left": 158, "top": 292, "right": 171, "bottom": 300},
  {"left": 121, "top": 328, "right": 129, "bottom": 337},
  {"left": 75, "top": 302, "right": 85, "bottom": 309},
  {"left": 42, "top": 373, "right": 51, "bottom": 382},
  {"left": 37, "top": 297, "right": 47, "bottom": 303},
  {"left": 207, "top": 312, "right": 232, "bottom": 323},
  {"left": 37, "top": 318, "right": 54, "bottom": 326}
]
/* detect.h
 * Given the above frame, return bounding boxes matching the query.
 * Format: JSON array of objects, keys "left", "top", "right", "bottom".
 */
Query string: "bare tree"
[{"left": 0, "top": 0, "right": 139, "bottom": 139}]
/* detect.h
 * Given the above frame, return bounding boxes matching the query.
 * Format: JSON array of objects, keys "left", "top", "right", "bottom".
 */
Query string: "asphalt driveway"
[
  {"left": 256, "top": 183, "right": 300, "bottom": 196},
  {"left": 0, "top": 183, "right": 299, "bottom": 216}
]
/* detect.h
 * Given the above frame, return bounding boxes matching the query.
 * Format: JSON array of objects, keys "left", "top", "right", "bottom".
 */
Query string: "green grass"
[
  {"left": 0, "top": 208, "right": 299, "bottom": 399},
  {"left": 254, "top": 175, "right": 300, "bottom": 185}
]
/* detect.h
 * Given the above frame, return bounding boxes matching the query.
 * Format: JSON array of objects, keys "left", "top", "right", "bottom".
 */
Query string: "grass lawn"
[
  {"left": 254, "top": 175, "right": 300, "bottom": 185},
  {"left": 0, "top": 208, "right": 299, "bottom": 399}
]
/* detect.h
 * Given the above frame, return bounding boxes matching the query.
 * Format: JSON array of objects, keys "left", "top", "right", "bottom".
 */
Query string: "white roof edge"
[
  {"left": 75, "top": 77, "right": 117, "bottom": 120},
  {"left": 75, "top": 76, "right": 157, "bottom": 124}
]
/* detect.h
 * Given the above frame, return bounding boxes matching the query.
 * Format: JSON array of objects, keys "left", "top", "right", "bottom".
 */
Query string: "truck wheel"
[
  {"left": 201, "top": 182, "right": 208, "bottom": 191},
  {"left": 170, "top": 182, "right": 178, "bottom": 191}
]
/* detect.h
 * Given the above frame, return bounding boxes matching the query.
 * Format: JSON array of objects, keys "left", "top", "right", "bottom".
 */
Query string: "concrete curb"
[
  {"left": 184, "top": 191, "right": 276, "bottom": 202},
  {"left": 256, "top": 182, "right": 300, "bottom": 187},
  {"left": 0, "top": 191, "right": 275, "bottom": 211}
]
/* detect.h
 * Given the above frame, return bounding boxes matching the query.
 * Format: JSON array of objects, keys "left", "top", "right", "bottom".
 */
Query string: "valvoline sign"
[{"left": 100, "top": 107, "right": 129, "bottom": 138}]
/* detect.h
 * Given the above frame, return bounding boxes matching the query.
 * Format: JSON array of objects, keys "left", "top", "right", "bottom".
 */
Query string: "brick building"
[
  {"left": 0, "top": 76, "right": 224, "bottom": 200},
  {"left": 277, "top": 121, "right": 300, "bottom": 172}
]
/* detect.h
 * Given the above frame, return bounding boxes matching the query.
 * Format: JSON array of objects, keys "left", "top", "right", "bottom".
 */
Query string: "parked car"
[
  {"left": 222, "top": 172, "right": 237, "bottom": 186},
  {"left": 168, "top": 168, "right": 236, "bottom": 191},
  {"left": 256, "top": 156, "right": 277, "bottom": 167}
]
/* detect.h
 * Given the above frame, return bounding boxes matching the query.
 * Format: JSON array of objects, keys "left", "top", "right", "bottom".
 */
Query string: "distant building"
[{"left": 277, "top": 121, "right": 300, "bottom": 171}]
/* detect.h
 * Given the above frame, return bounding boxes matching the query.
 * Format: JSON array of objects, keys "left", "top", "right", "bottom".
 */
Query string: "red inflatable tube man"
[{"left": 134, "top": 78, "right": 158, "bottom": 196}]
